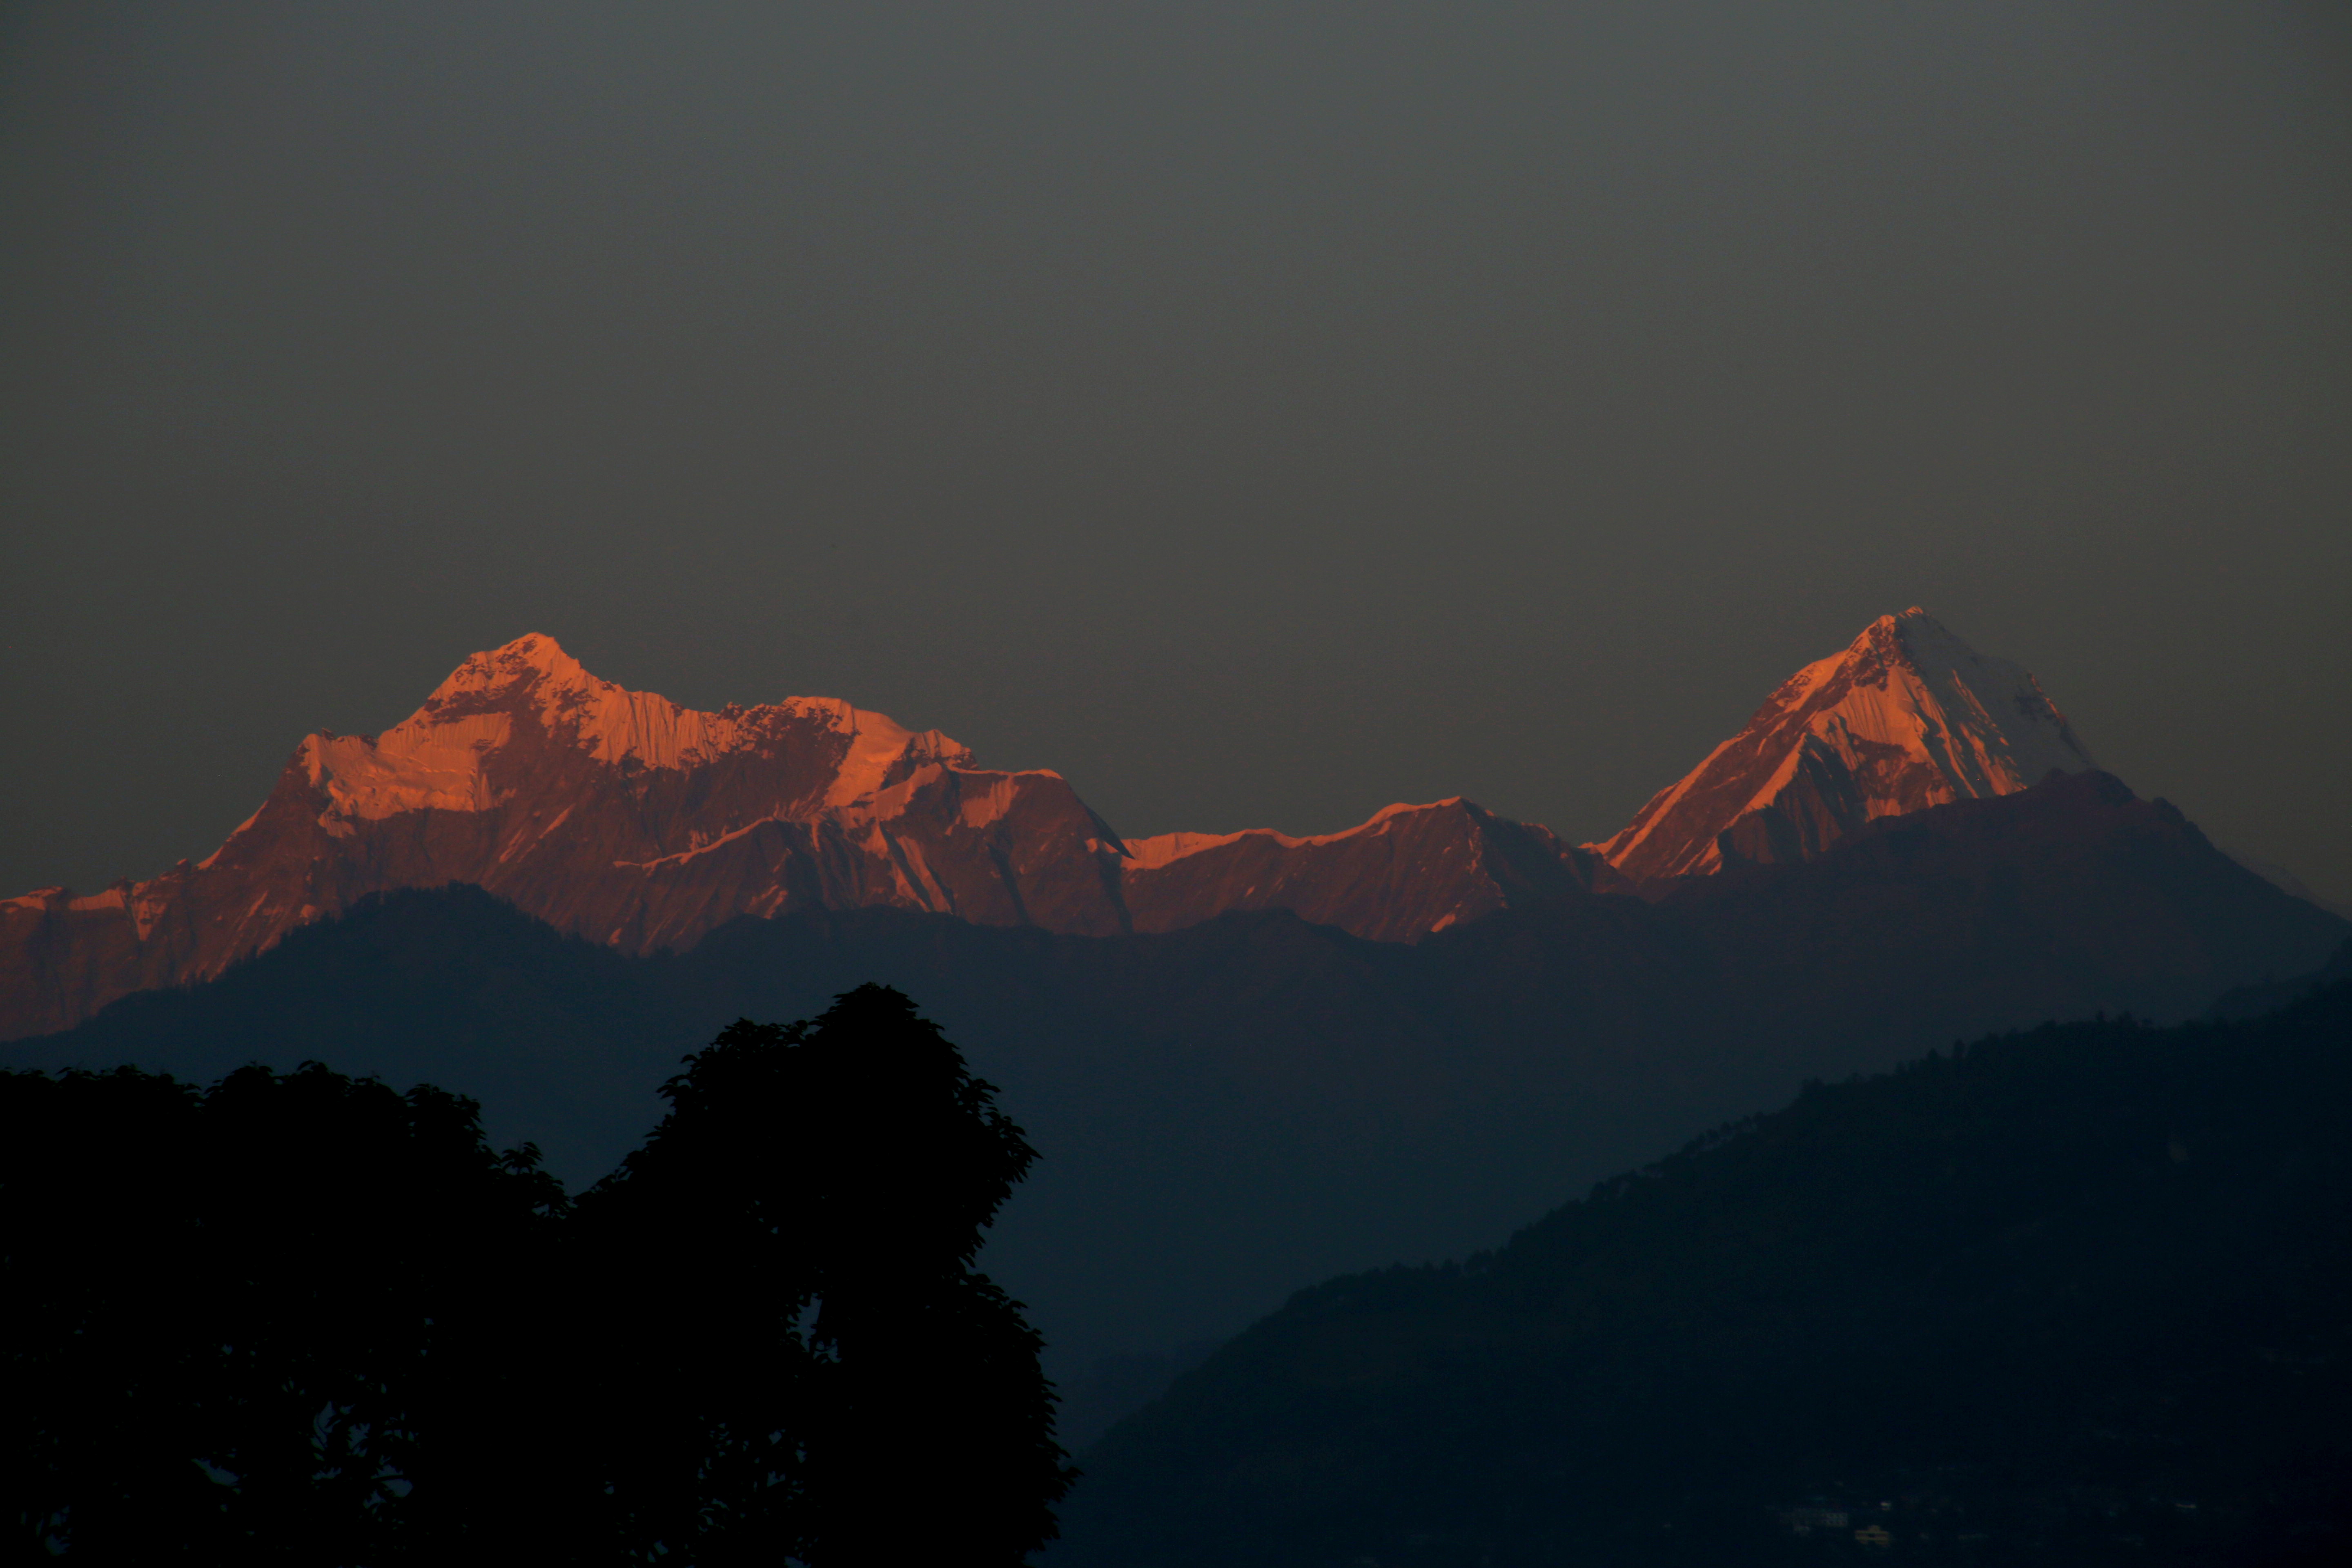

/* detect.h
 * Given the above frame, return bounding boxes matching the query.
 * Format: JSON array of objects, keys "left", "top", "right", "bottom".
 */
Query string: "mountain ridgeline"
[
  {"left": 1, "top": 635, "right": 1608, "bottom": 1039},
  {"left": 0, "top": 608, "right": 2226, "bottom": 1041},
  {"left": 1054, "top": 978, "right": 2352, "bottom": 1566},
  {"left": 9, "top": 770, "right": 2342, "bottom": 1409},
  {"left": 4, "top": 610, "right": 2345, "bottom": 1439}
]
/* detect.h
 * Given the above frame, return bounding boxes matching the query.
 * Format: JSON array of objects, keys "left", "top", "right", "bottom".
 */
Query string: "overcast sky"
[{"left": 5, "top": 1, "right": 2348, "bottom": 903}]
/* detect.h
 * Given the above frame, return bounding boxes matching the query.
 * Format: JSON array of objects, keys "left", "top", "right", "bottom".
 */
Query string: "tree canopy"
[{"left": 2, "top": 983, "right": 1069, "bottom": 1564}]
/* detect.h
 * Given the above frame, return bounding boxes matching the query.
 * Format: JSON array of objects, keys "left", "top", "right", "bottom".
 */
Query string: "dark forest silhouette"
[
  {"left": 2, "top": 984, "right": 1071, "bottom": 1564},
  {"left": 1059, "top": 980, "right": 2352, "bottom": 1566}
]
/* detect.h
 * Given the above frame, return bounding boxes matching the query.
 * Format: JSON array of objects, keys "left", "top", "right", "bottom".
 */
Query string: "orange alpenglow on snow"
[
  {"left": 0, "top": 613, "right": 2106, "bottom": 1039},
  {"left": 0, "top": 634, "right": 1607, "bottom": 1038},
  {"left": 1588, "top": 608, "right": 2095, "bottom": 887}
]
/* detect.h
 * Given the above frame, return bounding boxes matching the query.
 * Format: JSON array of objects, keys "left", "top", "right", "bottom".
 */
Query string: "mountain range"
[
  {"left": 0, "top": 608, "right": 2214, "bottom": 1040},
  {"left": 7, "top": 609, "right": 2343, "bottom": 1428}
]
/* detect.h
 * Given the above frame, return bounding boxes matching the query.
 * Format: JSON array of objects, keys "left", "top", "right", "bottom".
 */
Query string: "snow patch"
[
  {"left": 494, "top": 804, "right": 576, "bottom": 867},
  {"left": 1124, "top": 800, "right": 1463, "bottom": 870},
  {"left": 615, "top": 815, "right": 784, "bottom": 872},
  {"left": 958, "top": 775, "right": 1024, "bottom": 830},
  {"left": 306, "top": 714, "right": 514, "bottom": 820}
]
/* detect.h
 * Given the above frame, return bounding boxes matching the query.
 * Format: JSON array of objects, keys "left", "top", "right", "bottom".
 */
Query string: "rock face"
[
  {"left": 3, "top": 610, "right": 2305, "bottom": 1041},
  {"left": 0, "top": 635, "right": 1595, "bottom": 1038},
  {"left": 1590, "top": 608, "right": 2094, "bottom": 887},
  {"left": 0, "top": 635, "right": 1125, "bottom": 1037},
  {"left": 1123, "top": 801, "right": 1621, "bottom": 944}
]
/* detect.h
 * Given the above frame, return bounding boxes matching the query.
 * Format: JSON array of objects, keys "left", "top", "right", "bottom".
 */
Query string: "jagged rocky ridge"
[
  {"left": 0, "top": 635, "right": 1609, "bottom": 1037},
  {"left": 0, "top": 611, "right": 2318, "bottom": 1039},
  {"left": 1588, "top": 607, "right": 2096, "bottom": 885}
]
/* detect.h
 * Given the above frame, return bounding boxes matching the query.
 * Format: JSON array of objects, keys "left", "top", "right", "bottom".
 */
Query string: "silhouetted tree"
[
  {"left": 1, "top": 1061, "right": 563, "bottom": 1563},
  {"left": 2, "top": 986, "right": 1071, "bottom": 1564},
  {"left": 557, "top": 983, "right": 1073, "bottom": 1564}
]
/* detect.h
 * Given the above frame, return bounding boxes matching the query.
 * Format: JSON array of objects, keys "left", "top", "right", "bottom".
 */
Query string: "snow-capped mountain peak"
[
  {"left": 300, "top": 635, "right": 977, "bottom": 824},
  {"left": 0, "top": 617, "right": 2127, "bottom": 1040},
  {"left": 1590, "top": 609, "right": 2095, "bottom": 885},
  {"left": 0, "top": 639, "right": 1113, "bottom": 1035}
]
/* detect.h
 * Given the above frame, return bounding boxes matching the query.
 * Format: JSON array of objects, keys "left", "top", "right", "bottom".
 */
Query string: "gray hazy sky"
[{"left": 5, "top": 2, "right": 2349, "bottom": 903}]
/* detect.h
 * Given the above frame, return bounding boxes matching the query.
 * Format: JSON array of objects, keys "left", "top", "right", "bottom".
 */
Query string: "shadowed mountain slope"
[
  {"left": 1056, "top": 981, "right": 2352, "bottom": 1567},
  {"left": 11, "top": 771, "right": 2340, "bottom": 1399},
  {"left": 1659, "top": 769, "right": 2341, "bottom": 1048},
  {"left": 1120, "top": 799, "right": 1625, "bottom": 942}
]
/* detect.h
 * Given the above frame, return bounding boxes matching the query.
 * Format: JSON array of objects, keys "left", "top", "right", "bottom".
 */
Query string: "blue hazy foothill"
[
  {"left": 7, "top": 771, "right": 2342, "bottom": 1419},
  {"left": 1053, "top": 976, "right": 2352, "bottom": 1566}
]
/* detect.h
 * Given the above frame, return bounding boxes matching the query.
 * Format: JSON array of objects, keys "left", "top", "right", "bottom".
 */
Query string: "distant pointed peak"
[
  {"left": 495, "top": 630, "right": 571, "bottom": 663},
  {"left": 319, "top": 635, "right": 981, "bottom": 795},
  {"left": 426, "top": 633, "right": 599, "bottom": 706},
  {"left": 1818, "top": 607, "right": 1992, "bottom": 688},
  {"left": 1592, "top": 608, "right": 2096, "bottom": 884},
  {"left": 494, "top": 630, "right": 589, "bottom": 676},
  {"left": 1853, "top": 605, "right": 1942, "bottom": 646}
]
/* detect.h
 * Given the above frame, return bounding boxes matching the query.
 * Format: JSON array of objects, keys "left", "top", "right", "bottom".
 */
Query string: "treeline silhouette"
[
  {"left": 2, "top": 984, "right": 1071, "bottom": 1564},
  {"left": 1058, "top": 981, "right": 2352, "bottom": 1567}
]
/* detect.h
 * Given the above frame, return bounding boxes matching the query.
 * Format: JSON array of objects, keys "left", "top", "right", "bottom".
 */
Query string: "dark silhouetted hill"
[
  {"left": 7, "top": 773, "right": 2343, "bottom": 1434},
  {"left": 1057, "top": 981, "right": 2352, "bottom": 1567}
]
